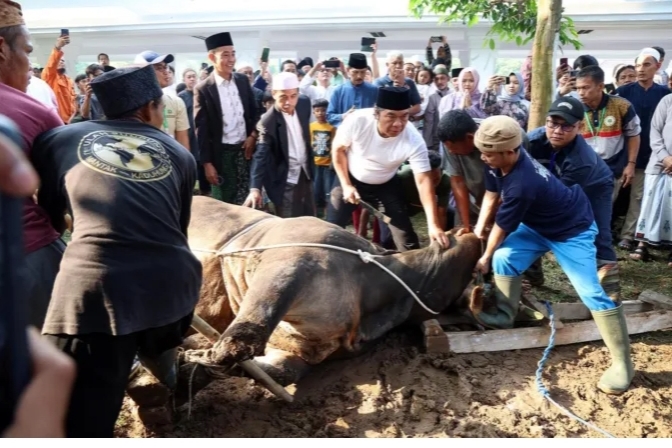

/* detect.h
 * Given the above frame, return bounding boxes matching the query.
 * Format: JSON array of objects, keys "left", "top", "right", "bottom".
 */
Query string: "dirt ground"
[{"left": 115, "top": 325, "right": 672, "bottom": 438}]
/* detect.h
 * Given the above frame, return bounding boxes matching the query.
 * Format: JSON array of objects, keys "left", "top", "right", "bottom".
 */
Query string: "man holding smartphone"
[{"left": 41, "top": 29, "right": 76, "bottom": 124}]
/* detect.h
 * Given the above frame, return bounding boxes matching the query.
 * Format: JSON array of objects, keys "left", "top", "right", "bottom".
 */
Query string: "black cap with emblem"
[
  {"left": 90, "top": 65, "right": 163, "bottom": 118},
  {"left": 205, "top": 32, "right": 234, "bottom": 51},
  {"left": 348, "top": 53, "right": 368, "bottom": 70},
  {"left": 376, "top": 86, "right": 411, "bottom": 111},
  {"left": 547, "top": 95, "right": 584, "bottom": 125}
]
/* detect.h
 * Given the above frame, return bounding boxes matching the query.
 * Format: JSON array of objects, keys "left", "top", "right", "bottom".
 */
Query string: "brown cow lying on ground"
[{"left": 183, "top": 196, "right": 482, "bottom": 386}]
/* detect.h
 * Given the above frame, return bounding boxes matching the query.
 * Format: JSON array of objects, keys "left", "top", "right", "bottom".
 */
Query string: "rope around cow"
[{"left": 193, "top": 240, "right": 618, "bottom": 437}]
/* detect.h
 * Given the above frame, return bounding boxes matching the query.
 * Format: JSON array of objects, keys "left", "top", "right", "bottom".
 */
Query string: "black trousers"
[
  {"left": 327, "top": 174, "right": 420, "bottom": 251},
  {"left": 21, "top": 238, "right": 66, "bottom": 330},
  {"left": 44, "top": 313, "right": 193, "bottom": 438}
]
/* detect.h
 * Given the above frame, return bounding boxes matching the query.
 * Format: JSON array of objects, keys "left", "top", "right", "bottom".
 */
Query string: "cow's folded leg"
[
  {"left": 252, "top": 348, "right": 311, "bottom": 387},
  {"left": 210, "top": 274, "right": 298, "bottom": 366}
]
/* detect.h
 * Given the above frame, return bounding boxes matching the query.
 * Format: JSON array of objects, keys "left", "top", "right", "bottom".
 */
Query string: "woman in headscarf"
[
  {"left": 437, "top": 67, "right": 486, "bottom": 120},
  {"left": 631, "top": 94, "right": 672, "bottom": 266},
  {"left": 480, "top": 72, "right": 530, "bottom": 129}
]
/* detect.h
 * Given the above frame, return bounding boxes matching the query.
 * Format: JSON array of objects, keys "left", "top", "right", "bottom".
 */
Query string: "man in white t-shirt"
[
  {"left": 327, "top": 86, "right": 449, "bottom": 250},
  {"left": 26, "top": 71, "right": 59, "bottom": 115}
]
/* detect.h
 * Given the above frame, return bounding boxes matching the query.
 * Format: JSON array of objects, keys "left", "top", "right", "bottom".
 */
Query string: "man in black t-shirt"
[{"left": 31, "top": 65, "right": 202, "bottom": 437}]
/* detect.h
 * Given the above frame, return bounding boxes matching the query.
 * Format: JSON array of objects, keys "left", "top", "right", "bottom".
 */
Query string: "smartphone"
[
  {"left": 560, "top": 57, "right": 568, "bottom": 66},
  {"left": 323, "top": 59, "right": 340, "bottom": 69},
  {"left": 504, "top": 76, "right": 511, "bottom": 85},
  {"left": 260, "top": 47, "right": 270, "bottom": 63},
  {"left": 61, "top": 28, "right": 69, "bottom": 37},
  {"left": 361, "top": 37, "right": 375, "bottom": 53},
  {"left": 451, "top": 68, "right": 463, "bottom": 78},
  {"left": 430, "top": 36, "right": 443, "bottom": 43},
  {"left": 0, "top": 115, "right": 31, "bottom": 433},
  {"left": 605, "top": 83, "right": 615, "bottom": 92}
]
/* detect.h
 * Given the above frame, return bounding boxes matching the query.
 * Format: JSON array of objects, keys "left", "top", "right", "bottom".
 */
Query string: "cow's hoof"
[
  {"left": 212, "top": 322, "right": 269, "bottom": 365},
  {"left": 253, "top": 349, "right": 311, "bottom": 386}
]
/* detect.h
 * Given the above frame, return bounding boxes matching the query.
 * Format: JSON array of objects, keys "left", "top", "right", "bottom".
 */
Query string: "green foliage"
[{"left": 409, "top": 0, "right": 582, "bottom": 50}]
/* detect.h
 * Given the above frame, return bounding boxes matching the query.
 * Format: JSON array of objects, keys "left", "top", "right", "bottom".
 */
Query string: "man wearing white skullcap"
[{"left": 244, "top": 72, "right": 316, "bottom": 217}]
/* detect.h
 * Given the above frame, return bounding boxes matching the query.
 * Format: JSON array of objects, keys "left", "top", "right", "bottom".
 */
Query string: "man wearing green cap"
[{"left": 472, "top": 114, "right": 634, "bottom": 396}]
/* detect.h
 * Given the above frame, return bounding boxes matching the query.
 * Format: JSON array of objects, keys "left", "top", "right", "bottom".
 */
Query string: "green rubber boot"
[
  {"left": 591, "top": 304, "right": 635, "bottom": 394},
  {"left": 473, "top": 275, "right": 522, "bottom": 329}
]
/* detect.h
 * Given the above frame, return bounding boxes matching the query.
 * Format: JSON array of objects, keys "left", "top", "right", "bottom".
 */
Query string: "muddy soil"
[{"left": 115, "top": 328, "right": 672, "bottom": 438}]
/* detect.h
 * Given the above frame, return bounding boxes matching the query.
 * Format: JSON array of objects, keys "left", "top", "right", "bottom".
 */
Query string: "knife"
[{"left": 357, "top": 199, "right": 392, "bottom": 224}]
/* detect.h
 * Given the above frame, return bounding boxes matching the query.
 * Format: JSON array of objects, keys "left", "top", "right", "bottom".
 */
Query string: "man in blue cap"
[{"left": 134, "top": 50, "right": 191, "bottom": 152}]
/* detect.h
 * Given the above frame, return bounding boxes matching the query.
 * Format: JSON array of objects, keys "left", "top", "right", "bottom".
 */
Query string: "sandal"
[
  {"left": 618, "top": 239, "right": 634, "bottom": 250},
  {"left": 630, "top": 245, "right": 650, "bottom": 262}
]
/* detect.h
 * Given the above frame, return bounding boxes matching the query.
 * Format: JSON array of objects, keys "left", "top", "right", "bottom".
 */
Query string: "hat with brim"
[
  {"left": 547, "top": 96, "right": 584, "bottom": 125},
  {"left": 90, "top": 65, "right": 163, "bottom": 118},
  {"left": 376, "top": 86, "right": 411, "bottom": 111},
  {"left": 348, "top": 53, "right": 368, "bottom": 70},
  {"left": 205, "top": 32, "right": 234, "bottom": 51},
  {"left": 474, "top": 115, "right": 522, "bottom": 153},
  {"left": 134, "top": 50, "right": 175, "bottom": 66}
]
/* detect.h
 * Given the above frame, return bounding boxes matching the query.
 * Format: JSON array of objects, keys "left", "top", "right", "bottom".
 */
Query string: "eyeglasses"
[{"left": 546, "top": 120, "right": 576, "bottom": 132}]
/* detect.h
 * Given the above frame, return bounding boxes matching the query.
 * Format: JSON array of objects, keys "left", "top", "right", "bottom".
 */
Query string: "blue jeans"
[
  {"left": 492, "top": 222, "right": 615, "bottom": 311},
  {"left": 313, "top": 165, "right": 335, "bottom": 207}
]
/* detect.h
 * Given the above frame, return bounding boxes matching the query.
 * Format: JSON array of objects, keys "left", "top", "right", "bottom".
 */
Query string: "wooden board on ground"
[
  {"left": 445, "top": 309, "right": 672, "bottom": 354},
  {"left": 639, "top": 290, "right": 672, "bottom": 311}
]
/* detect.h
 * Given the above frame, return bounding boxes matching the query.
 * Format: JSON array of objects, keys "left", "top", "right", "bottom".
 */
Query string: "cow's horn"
[{"left": 190, "top": 314, "right": 294, "bottom": 403}]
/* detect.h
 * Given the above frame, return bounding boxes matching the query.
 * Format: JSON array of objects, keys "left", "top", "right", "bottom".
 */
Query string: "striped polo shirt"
[{"left": 579, "top": 93, "right": 641, "bottom": 177}]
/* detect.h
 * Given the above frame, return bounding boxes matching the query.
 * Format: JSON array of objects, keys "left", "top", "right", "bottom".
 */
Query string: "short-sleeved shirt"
[
  {"left": 162, "top": 93, "right": 190, "bottom": 138},
  {"left": 484, "top": 149, "right": 594, "bottom": 241},
  {"left": 398, "top": 164, "right": 450, "bottom": 208},
  {"left": 31, "top": 120, "right": 202, "bottom": 336},
  {"left": 77, "top": 93, "right": 106, "bottom": 120},
  {"left": 0, "top": 83, "right": 63, "bottom": 253},
  {"left": 310, "top": 120, "right": 336, "bottom": 166},
  {"left": 444, "top": 149, "right": 486, "bottom": 217},
  {"left": 333, "top": 108, "right": 430, "bottom": 184}
]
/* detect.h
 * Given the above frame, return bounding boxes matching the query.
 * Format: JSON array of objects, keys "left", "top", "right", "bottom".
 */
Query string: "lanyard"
[
  {"left": 162, "top": 105, "right": 169, "bottom": 133},
  {"left": 584, "top": 108, "right": 606, "bottom": 144}
]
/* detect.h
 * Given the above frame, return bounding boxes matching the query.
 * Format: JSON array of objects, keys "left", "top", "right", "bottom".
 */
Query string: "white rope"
[{"left": 216, "top": 243, "right": 441, "bottom": 315}]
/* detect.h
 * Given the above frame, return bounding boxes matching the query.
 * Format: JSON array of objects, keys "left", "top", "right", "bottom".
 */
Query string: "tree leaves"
[{"left": 408, "top": 0, "right": 582, "bottom": 50}]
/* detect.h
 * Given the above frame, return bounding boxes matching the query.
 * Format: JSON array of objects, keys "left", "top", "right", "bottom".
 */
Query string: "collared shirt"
[
  {"left": 616, "top": 81, "right": 671, "bottom": 169},
  {"left": 161, "top": 93, "right": 190, "bottom": 139},
  {"left": 527, "top": 128, "right": 614, "bottom": 196},
  {"left": 282, "top": 110, "right": 309, "bottom": 184},
  {"left": 326, "top": 81, "right": 378, "bottom": 127},
  {"left": 214, "top": 72, "right": 246, "bottom": 144},
  {"left": 579, "top": 93, "right": 640, "bottom": 177}
]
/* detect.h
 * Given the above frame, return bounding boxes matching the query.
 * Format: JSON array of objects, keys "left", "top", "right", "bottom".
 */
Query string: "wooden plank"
[
  {"left": 422, "top": 319, "right": 450, "bottom": 353},
  {"left": 445, "top": 309, "right": 672, "bottom": 354},
  {"left": 639, "top": 290, "right": 672, "bottom": 311}
]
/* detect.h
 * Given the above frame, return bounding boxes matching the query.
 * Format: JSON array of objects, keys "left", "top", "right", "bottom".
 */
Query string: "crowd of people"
[{"left": 2, "top": 0, "right": 672, "bottom": 438}]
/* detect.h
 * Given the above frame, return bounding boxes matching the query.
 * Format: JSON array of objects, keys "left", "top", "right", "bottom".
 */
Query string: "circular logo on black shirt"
[{"left": 77, "top": 130, "right": 172, "bottom": 182}]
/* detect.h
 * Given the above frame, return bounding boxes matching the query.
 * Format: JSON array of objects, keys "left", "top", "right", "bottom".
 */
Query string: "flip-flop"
[{"left": 629, "top": 246, "right": 650, "bottom": 262}]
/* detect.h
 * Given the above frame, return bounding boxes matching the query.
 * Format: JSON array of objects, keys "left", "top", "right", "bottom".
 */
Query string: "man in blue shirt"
[
  {"left": 373, "top": 51, "right": 422, "bottom": 117},
  {"left": 615, "top": 47, "right": 671, "bottom": 254},
  {"left": 327, "top": 53, "right": 378, "bottom": 127},
  {"left": 473, "top": 115, "right": 634, "bottom": 396},
  {"left": 528, "top": 96, "right": 621, "bottom": 302}
]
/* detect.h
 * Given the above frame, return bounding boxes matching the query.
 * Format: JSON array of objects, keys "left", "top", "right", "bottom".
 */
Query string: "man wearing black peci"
[{"left": 31, "top": 65, "right": 202, "bottom": 437}]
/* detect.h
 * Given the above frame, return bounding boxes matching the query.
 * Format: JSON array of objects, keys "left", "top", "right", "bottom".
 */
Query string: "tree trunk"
[{"left": 527, "top": 0, "right": 562, "bottom": 131}]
